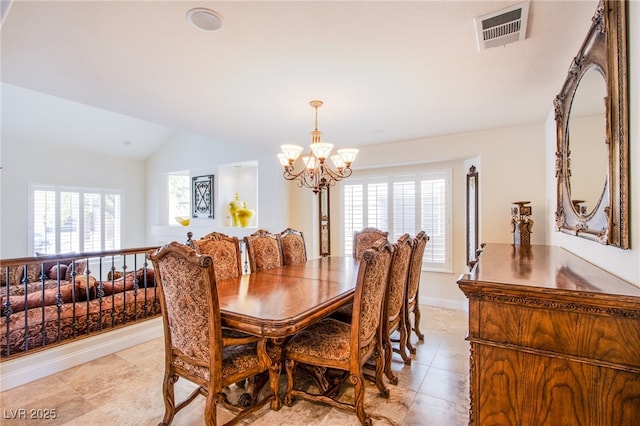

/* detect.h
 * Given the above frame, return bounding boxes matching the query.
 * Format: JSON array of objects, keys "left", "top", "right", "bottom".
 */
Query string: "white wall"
[
  {"left": 145, "top": 131, "right": 289, "bottom": 245},
  {"left": 289, "top": 122, "right": 547, "bottom": 308},
  {"left": 545, "top": 0, "right": 639, "bottom": 287},
  {"left": 0, "top": 137, "right": 147, "bottom": 258}
]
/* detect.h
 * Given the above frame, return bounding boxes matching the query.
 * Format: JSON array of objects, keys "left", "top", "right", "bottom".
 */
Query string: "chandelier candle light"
[{"left": 278, "top": 100, "right": 359, "bottom": 193}]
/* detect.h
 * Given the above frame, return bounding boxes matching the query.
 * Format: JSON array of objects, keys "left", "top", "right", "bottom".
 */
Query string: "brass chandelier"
[{"left": 278, "top": 100, "right": 358, "bottom": 193}]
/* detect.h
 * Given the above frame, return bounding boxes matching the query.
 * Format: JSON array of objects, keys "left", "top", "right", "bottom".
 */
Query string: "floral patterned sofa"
[{"left": 1, "top": 254, "right": 160, "bottom": 358}]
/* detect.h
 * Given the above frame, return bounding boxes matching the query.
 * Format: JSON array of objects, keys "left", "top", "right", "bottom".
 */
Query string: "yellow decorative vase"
[
  {"left": 236, "top": 202, "right": 255, "bottom": 228},
  {"left": 228, "top": 193, "right": 243, "bottom": 227}
]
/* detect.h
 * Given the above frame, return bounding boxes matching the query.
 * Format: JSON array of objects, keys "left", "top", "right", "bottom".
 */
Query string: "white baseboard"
[
  {"left": 0, "top": 317, "right": 163, "bottom": 391},
  {"left": 421, "top": 296, "right": 468, "bottom": 312}
]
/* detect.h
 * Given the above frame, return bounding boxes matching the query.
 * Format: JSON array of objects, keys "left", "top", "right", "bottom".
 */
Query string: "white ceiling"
[{"left": 1, "top": 0, "right": 598, "bottom": 160}]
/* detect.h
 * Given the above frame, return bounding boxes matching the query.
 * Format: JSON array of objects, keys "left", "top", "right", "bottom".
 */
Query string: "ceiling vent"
[{"left": 475, "top": 1, "right": 530, "bottom": 51}]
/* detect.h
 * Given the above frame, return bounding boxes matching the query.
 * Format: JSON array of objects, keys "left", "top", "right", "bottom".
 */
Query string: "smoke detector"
[{"left": 475, "top": 1, "right": 530, "bottom": 51}]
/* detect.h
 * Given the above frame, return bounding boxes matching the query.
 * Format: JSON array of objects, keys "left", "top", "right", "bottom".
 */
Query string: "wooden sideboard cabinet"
[{"left": 457, "top": 244, "right": 640, "bottom": 425}]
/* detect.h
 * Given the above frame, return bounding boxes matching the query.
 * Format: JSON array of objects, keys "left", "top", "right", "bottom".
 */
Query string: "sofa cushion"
[
  {"left": 65, "top": 261, "right": 86, "bottom": 281},
  {"left": 1, "top": 266, "right": 24, "bottom": 286},
  {"left": 98, "top": 275, "right": 136, "bottom": 296},
  {"left": 135, "top": 268, "right": 155, "bottom": 287},
  {"left": 74, "top": 275, "right": 96, "bottom": 300},
  {"left": 48, "top": 264, "right": 68, "bottom": 280},
  {"left": 1, "top": 283, "right": 80, "bottom": 315},
  {"left": 24, "top": 264, "right": 41, "bottom": 283}
]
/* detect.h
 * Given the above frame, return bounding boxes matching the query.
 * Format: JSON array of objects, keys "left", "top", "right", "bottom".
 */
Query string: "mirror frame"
[{"left": 554, "top": 0, "right": 629, "bottom": 248}]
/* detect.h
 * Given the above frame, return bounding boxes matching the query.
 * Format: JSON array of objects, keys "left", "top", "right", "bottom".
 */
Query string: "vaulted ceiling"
[{"left": 1, "top": 1, "right": 598, "bottom": 159}]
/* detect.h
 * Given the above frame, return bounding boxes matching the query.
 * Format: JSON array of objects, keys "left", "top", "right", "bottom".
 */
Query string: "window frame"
[
  {"left": 28, "top": 184, "right": 123, "bottom": 255},
  {"left": 341, "top": 167, "right": 452, "bottom": 273}
]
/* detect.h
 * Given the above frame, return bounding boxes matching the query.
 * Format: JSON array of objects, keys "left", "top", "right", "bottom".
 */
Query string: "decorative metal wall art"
[{"left": 192, "top": 175, "right": 214, "bottom": 219}]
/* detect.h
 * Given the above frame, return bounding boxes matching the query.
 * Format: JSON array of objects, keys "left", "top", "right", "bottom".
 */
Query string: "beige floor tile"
[
  {"left": 404, "top": 392, "right": 469, "bottom": 426},
  {"left": 418, "top": 366, "right": 469, "bottom": 406},
  {"left": 0, "top": 305, "right": 470, "bottom": 425}
]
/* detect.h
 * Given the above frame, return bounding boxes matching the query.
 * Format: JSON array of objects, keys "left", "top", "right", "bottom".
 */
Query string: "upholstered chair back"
[
  {"left": 244, "top": 229, "right": 283, "bottom": 272},
  {"left": 192, "top": 235, "right": 243, "bottom": 281},
  {"left": 353, "top": 227, "right": 388, "bottom": 260},
  {"left": 352, "top": 238, "right": 393, "bottom": 358},
  {"left": 200, "top": 231, "right": 230, "bottom": 241},
  {"left": 279, "top": 228, "right": 307, "bottom": 266},
  {"left": 407, "top": 231, "right": 428, "bottom": 304},
  {"left": 150, "top": 242, "right": 221, "bottom": 384},
  {"left": 386, "top": 234, "right": 413, "bottom": 324}
]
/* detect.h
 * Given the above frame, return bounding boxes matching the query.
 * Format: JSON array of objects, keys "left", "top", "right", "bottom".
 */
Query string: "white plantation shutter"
[
  {"left": 60, "top": 192, "right": 80, "bottom": 253},
  {"left": 343, "top": 184, "right": 364, "bottom": 257},
  {"left": 29, "top": 185, "right": 121, "bottom": 255},
  {"left": 104, "top": 193, "right": 121, "bottom": 251},
  {"left": 32, "top": 190, "right": 56, "bottom": 254},
  {"left": 421, "top": 174, "right": 450, "bottom": 270},
  {"left": 84, "top": 193, "right": 102, "bottom": 252},
  {"left": 343, "top": 169, "right": 451, "bottom": 272},
  {"left": 367, "top": 183, "right": 388, "bottom": 230},
  {"left": 392, "top": 180, "right": 416, "bottom": 240}
]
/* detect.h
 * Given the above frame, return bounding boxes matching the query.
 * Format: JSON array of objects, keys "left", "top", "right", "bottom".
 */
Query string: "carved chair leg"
[
  {"left": 159, "top": 372, "right": 177, "bottom": 426},
  {"left": 374, "top": 345, "right": 391, "bottom": 397},
  {"left": 269, "top": 362, "right": 282, "bottom": 411},
  {"left": 413, "top": 304, "right": 425, "bottom": 342},
  {"left": 406, "top": 310, "right": 417, "bottom": 355},
  {"left": 284, "top": 359, "right": 297, "bottom": 407},
  {"left": 383, "top": 337, "right": 399, "bottom": 385},
  {"left": 203, "top": 391, "right": 217, "bottom": 426},
  {"left": 351, "top": 372, "right": 372, "bottom": 426},
  {"left": 396, "top": 320, "right": 412, "bottom": 365}
]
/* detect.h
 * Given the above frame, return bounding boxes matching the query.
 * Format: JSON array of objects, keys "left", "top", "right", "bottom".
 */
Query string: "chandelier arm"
[{"left": 278, "top": 100, "right": 357, "bottom": 193}]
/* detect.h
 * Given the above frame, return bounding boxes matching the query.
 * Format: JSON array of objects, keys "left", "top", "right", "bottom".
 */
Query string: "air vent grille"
[{"left": 475, "top": 1, "right": 530, "bottom": 51}]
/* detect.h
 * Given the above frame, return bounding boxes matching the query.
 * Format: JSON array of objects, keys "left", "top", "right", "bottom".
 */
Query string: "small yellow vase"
[
  {"left": 228, "top": 193, "right": 243, "bottom": 227},
  {"left": 236, "top": 202, "right": 255, "bottom": 228}
]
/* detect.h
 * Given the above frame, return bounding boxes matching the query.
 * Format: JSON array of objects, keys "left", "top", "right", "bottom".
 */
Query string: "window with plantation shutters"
[
  {"left": 29, "top": 185, "right": 122, "bottom": 255},
  {"left": 343, "top": 169, "right": 451, "bottom": 272}
]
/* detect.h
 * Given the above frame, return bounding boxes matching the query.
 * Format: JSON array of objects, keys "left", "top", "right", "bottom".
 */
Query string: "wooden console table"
[{"left": 457, "top": 244, "right": 640, "bottom": 425}]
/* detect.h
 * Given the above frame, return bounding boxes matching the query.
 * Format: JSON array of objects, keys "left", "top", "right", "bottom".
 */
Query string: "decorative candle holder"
[{"left": 511, "top": 201, "right": 533, "bottom": 248}]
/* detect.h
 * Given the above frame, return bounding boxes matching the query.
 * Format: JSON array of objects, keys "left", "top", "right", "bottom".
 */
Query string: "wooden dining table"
[
  {"left": 215, "top": 255, "right": 361, "bottom": 409},
  {"left": 217, "top": 255, "right": 360, "bottom": 338}
]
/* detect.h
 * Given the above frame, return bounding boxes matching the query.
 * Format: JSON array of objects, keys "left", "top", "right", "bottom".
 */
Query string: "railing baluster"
[{"left": 0, "top": 246, "right": 160, "bottom": 360}]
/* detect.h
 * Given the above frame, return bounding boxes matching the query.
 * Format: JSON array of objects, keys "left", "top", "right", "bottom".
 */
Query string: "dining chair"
[
  {"left": 284, "top": 239, "right": 394, "bottom": 425},
  {"left": 200, "top": 231, "right": 231, "bottom": 241},
  {"left": 149, "top": 242, "right": 279, "bottom": 426},
  {"left": 279, "top": 228, "right": 307, "bottom": 265},
  {"left": 405, "top": 231, "right": 429, "bottom": 354},
  {"left": 192, "top": 234, "right": 243, "bottom": 281},
  {"left": 244, "top": 229, "right": 284, "bottom": 272},
  {"left": 381, "top": 233, "right": 414, "bottom": 384},
  {"left": 191, "top": 234, "right": 269, "bottom": 398},
  {"left": 328, "top": 234, "right": 414, "bottom": 384},
  {"left": 353, "top": 227, "right": 388, "bottom": 260}
]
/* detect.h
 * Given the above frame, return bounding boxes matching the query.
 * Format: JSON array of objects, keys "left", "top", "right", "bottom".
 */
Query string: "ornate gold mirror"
[{"left": 554, "top": 0, "right": 629, "bottom": 248}]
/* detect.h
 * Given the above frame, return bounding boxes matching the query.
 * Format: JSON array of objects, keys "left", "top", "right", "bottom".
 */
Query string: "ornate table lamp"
[{"left": 511, "top": 201, "right": 533, "bottom": 247}]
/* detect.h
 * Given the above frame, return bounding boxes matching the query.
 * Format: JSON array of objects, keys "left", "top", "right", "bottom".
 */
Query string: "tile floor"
[{"left": 0, "top": 305, "right": 470, "bottom": 425}]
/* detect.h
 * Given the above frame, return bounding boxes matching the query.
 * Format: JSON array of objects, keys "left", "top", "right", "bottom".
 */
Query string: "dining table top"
[{"left": 216, "top": 256, "right": 361, "bottom": 338}]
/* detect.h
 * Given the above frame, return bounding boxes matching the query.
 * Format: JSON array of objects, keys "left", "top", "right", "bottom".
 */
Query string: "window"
[
  {"left": 30, "top": 185, "right": 122, "bottom": 255},
  {"left": 343, "top": 169, "right": 452, "bottom": 272},
  {"left": 168, "top": 173, "right": 190, "bottom": 224}
]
